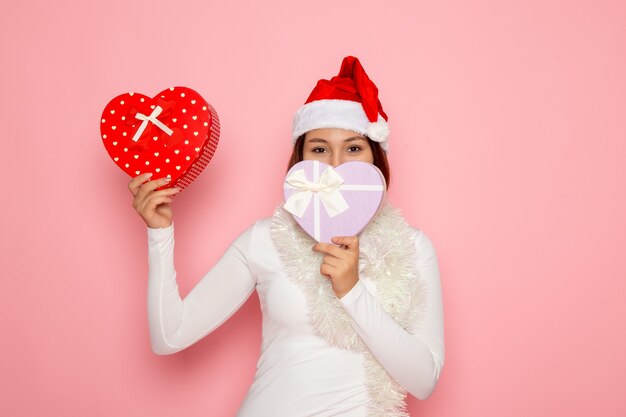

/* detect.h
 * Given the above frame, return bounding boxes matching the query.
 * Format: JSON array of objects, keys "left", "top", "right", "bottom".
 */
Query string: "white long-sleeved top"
[{"left": 147, "top": 217, "right": 444, "bottom": 417}]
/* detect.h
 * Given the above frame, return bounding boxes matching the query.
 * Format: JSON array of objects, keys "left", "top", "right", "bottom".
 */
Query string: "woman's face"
[{"left": 303, "top": 128, "right": 374, "bottom": 167}]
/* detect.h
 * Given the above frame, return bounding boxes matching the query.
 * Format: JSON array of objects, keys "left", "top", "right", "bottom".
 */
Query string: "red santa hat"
[{"left": 292, "top": 56, "right": 390, "bottom": 152}]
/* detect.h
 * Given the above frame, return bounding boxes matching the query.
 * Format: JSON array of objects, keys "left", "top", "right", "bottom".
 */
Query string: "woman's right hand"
[{"left": 128, "top": 173, "right": 182, "bottom": 229}]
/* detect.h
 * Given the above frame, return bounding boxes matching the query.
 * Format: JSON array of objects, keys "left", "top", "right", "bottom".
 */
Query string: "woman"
[{"left": 129, "top": 56, "right": 444, "bottom": 417}]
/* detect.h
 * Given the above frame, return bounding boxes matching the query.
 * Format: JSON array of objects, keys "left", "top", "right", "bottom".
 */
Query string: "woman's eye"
[
  {"left": 347, "top": 146, "right": 361, "bottom": 152},
  {"left": 312, "top": 147, "right": 327, "bottom": 153}
]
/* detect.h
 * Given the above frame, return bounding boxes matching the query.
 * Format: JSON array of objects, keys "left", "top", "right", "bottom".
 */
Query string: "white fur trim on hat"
[{"left": 292, "top": 99, "right": 389, "bottom": 151}]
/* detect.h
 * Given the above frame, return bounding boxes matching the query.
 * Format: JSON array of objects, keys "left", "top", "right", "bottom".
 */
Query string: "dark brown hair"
[{"left": 287, "top": 134, "right": 390, "bottom": 189}]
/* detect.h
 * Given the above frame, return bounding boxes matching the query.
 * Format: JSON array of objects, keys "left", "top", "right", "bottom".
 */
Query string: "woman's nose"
[{"left": 330, "top": 153, "right": 344, "bottom": 167}]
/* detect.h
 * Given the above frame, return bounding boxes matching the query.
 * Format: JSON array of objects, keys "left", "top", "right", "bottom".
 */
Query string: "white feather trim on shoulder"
[{"left": 270, "top": 202, "right": 426, "bottom": 417}]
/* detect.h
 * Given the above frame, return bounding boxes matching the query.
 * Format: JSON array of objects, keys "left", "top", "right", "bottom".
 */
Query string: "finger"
[
  {"left": 140, "top": 185, "right": 179, "bottom": 206},
  {"left": 138, "top": 187, "right": 181, "bottom": 210},
  {"left": 322, "top": 255, "right": 341, "bottom": 268},
  {"left": 136, "top": 176, "right": 173, "bottom": 203},
  {"left": 139, "top": 195, "right": 173, "bottom": 214},
  {"left": 313, "top": 242, "right": 346, "bottom": 259},
  {"left": 312, "top": 242, "right": 326, "bottom": 253},
  {"left": 128, "top": 173, "right": 153, "bottom": 196},
  {"left": 320, "top": 263, "right": 333, "bottom": 279},
  {"left": 330, "top": 236, "right": 359, "bottom": 252},
  {"left": 147, "top": 187, "right": 182, "bottom": 200}
]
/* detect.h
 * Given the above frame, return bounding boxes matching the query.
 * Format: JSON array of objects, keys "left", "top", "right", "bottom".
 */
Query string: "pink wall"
[{"left": 1, "top": 0, "right": 625, "bottom": 416}]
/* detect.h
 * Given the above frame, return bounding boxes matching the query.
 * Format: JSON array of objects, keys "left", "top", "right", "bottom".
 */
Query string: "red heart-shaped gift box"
[{"left": 100, "top": 86, "right": 219, "bottom": 191}]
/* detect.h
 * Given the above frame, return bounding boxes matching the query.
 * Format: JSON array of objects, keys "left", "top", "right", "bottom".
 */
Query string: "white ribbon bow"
[
  {"left": 132, "top": 106, "right": 174, "bottom": 142},
  {"left": 284, "top": 165, "right": 349, "bottom": 218}
]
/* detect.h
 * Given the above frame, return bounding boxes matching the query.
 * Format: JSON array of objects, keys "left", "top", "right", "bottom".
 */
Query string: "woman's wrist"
[{"left": 147, "top": 219, "right": 172, "bottom": 229}]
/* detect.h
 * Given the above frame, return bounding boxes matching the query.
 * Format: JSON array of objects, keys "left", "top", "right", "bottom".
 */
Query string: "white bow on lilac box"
[{"left": 283, "top": 160, "right": 386, "bottom": 243}]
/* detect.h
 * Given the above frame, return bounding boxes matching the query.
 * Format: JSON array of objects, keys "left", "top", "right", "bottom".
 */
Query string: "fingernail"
[
  {"left": 163, "top": 177, "right": 171, "bottom": 182},
  {"left": 145, "top": 173, "right": 153, "bottom": 178}
]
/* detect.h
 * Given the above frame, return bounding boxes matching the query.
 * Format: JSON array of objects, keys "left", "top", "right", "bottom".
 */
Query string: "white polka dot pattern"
[{"left": 100, "top": 86, "right": 220, "bottom": 193}]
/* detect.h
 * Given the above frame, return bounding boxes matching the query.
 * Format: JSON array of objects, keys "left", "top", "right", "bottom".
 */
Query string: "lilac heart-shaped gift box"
[{"left": 283, "top": 160, "right": 386, "bottom": 243}]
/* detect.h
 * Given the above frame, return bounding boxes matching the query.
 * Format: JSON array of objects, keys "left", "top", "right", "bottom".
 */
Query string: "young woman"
[{"left": 128, "top": 56, "right": 444, "bottom": 417}]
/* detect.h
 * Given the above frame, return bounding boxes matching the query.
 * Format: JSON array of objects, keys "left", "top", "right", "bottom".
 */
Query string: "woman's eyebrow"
[
  {"left": 307, "top": 136, "right": 365, "bottom": 144},
  {"left": 343, "top": 137, "right": 366, "bottom": 143}
]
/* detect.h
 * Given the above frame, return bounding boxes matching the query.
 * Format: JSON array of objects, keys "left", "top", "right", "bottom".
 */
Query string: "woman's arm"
[
  {"left": 339, "top": 230, "right": 445, "bottom": 400},
  {"left": 146, "top": 222, "right": 256, "bottom": 355}
]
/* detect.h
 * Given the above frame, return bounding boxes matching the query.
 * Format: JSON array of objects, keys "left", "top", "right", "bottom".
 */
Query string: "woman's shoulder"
[
  {"left": 231, "top": 216, "right": 274, "bottom": 249},
  {"left": 413, "top": 228, "right": 437, "bottom": 260},
  {"left": 248, "top": 216, "right": 274, "bottom": 236},
  {"left": 403, "top": 225, "right": 438, "bottom": 270},
  {"left": 381, "top": 203, "right": 437, "bottom": 254},
  {"left": 410, "top": 226, "right": 434, "bottom": 248},
  {"left": 253, "top": 216, "right": 274, "bottom": 230}
]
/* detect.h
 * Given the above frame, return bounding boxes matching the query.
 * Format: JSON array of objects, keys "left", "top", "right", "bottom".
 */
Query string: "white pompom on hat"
[{"left": 292, "top": 56, "right": 390, "bottom": 152}]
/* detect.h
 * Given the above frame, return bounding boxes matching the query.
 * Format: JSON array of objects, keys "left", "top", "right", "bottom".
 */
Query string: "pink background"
[{"left": 1, "top": 0, "right": 625, "bottom": 416}]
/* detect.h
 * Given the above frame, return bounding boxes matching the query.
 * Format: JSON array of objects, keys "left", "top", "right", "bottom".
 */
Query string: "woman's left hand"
[{"left": 312, "top": 236, "right": 360, "bottom": 299}]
